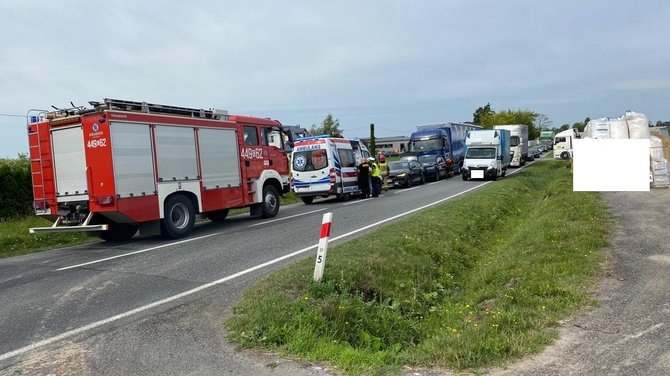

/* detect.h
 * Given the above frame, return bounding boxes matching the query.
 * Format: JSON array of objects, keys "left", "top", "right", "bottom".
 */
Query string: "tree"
[
  {"left": 473, "top": 103, "right": 495, "bottom": 125},
  {"left": 309, "top": 114, "right": 343, "bottom": 137},
  {"left": 369, "top": 123, "right": 376, "bottom": 156},
  {"left": 535, "top": 113, "right": 553, "bottom": 131},
  {"left": 481, "top": 108, "right": 539, "bottom": 139},
  {"left": 558, "top": 124, "right": 570, "bottom": 132}
]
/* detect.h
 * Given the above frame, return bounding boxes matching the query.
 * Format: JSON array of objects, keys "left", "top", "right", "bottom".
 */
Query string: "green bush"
[{"left": 0, "top": 155, "right": 33, "bottom": 221}]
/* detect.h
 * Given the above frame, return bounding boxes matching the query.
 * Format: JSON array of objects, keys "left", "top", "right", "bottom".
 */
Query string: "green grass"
[
  {"left": 0, "top": 216, "right": 94, "bottom": 258},
  {"left": 226, "top": 160, "right": 612, "bottom": 374}
]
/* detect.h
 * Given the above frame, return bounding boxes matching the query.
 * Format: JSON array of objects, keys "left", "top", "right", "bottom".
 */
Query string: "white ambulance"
[{"left": 291, "top": 136, "right": 371, "bottom": 204}]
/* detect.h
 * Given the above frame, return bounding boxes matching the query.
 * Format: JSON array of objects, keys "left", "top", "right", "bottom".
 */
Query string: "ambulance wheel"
[
  {"left": 99, "top": 222, "right": 137, "bottom": 241},
  {"left": 205, "top": 209, "right": 229, "bottom": 222},
  {"left": 301, "top": 196, "right": 314, "bottom": 205},
  {"left": 161, "top": 195, "right": 195, "bottom": 239},
  {"left": 462, "top": 174, "right": 468, "bottom": 181},
  {"left": 560, "top": 151, "right": 570, "bottom": 160},
  {"left": 492, "top": 172, "right": 498, "bottom": 181},
  {"left": 261, "top": 185, "right": 280, "bottom": 218},
  {"left": 502, "top": 168, "right": 507, "bottom": 178}
]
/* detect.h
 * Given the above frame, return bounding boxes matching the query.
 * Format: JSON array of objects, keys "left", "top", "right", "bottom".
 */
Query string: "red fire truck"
[{"left": 27, "top": 98, "right": 291, "bottom": 240}]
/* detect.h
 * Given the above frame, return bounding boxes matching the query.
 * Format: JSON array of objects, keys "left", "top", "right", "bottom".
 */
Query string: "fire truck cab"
[{"left": 27, "top": 98, "right": 291, "bottom": 240}]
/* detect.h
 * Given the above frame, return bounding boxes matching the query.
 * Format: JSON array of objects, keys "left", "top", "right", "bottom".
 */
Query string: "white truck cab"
[{"left": 553, "top": 129, "right": 580, "bottom": 159}]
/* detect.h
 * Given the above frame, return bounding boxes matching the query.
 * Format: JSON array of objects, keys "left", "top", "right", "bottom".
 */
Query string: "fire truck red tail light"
[
  {"left": 33, "top": 200, "right": 49, "bottom": 210},
  {"left": 95, "top": 196, "right": 114, "bottom": 206}
]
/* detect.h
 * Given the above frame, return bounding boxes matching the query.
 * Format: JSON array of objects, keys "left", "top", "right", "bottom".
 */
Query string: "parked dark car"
[
  {"left": 528, "top": 146, "right": 542, "bottom": 160},
  {"left": 388, "top": 160, "right": 425, "bottom": 188},
  {"left": 417, "top": 155, "right": 448, "bottom": 181}
]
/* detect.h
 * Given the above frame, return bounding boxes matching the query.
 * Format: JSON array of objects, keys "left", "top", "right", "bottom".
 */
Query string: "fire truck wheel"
[
  {"left": 261, "top": 185, "right": 280, "bottom": 218},
  {"left": 205, "top": 209, "right": 229, "bottom": 222},
  {"left": 99, "top": 222, "right": 138, "bottom": 241},
  {"left": 301, "top": 196, "right": 315, "bottom": 204},
  {"left": 161, "top": 195, "right": 195, "bottom": 238}
]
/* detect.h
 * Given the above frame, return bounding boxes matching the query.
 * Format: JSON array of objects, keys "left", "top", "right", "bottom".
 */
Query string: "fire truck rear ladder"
[{"left": 27, "top": 110, "right": 49, "bottom": 215}]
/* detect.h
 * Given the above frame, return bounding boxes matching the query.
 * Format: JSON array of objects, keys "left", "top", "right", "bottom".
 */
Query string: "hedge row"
[{"left": 0, "top": 155, "right": 34, "bottom": 221}]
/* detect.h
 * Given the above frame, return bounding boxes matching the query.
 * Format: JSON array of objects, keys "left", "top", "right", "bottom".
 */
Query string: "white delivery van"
[{"left": 462, "top": 129, "right": 511, "bottom": 181}]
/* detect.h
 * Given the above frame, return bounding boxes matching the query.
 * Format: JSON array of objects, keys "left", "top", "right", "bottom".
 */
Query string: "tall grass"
[
  {"left": 0, "top": 216, "right": 93, "bottom": 258},
  {"left": 226, "top": 160, "right": 611, "bottom": 374}
]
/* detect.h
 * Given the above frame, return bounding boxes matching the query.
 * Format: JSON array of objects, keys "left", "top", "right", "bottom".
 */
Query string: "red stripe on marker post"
[
  {"left": 313, "top": 212, "right": 333, "bottom": 282},
  {"left": 319, "top": 221, "right": 332, "bottom": 238}
]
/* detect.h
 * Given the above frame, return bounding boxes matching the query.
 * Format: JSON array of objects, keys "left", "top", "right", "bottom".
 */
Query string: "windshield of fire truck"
[
  {"left": 292, "top": 148, "right": 329, "bottom": 172},
  {"left": 410, "top": 138, "right": 443, "bottom": 152}
]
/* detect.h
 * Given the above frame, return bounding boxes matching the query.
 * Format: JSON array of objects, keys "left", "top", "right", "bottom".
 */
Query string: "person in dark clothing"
[{"left": 357, "top": 159, "right": 371, "bottom": 198}]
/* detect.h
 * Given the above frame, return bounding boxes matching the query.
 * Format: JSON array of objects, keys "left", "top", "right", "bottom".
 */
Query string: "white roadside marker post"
[{"left": 313, "top": 212, "right": 333, "bottom": 282}]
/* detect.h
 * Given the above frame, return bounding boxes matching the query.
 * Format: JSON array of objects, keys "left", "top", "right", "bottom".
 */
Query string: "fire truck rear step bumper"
[{"left": 29, "top": 212, "right": 109, "bottom": 234}]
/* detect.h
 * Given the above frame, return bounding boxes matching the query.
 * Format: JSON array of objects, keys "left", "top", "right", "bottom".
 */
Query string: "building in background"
[{"left": 359, "top": 136, "right": 410, "bottom": 156}]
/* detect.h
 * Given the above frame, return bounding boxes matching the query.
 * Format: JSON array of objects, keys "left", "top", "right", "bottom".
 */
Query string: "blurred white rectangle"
[{"left": 573, "top": 139, "right": 650, "bottom": 191}]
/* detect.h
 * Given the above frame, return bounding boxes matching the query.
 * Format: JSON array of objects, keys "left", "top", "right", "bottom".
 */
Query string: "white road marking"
[
  {"left": 393, "top": 185, "right": 421, "bottom": 193},
  {"left": 343, "top": 198, "right": 369, "bottom": 206},
  {"left": 4, "top": 163, "right": 540, "bottom": 361},
  {"left": 56, "top": 233, "right": 220, "bottom": 271},
  {"left": 249, "top": 208, "right": 326, "bottom": 227}
]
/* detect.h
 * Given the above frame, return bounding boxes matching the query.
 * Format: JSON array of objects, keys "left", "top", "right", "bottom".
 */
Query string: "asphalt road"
[{"left": 0, "top": 164, "right": 519, "bottom": 375}]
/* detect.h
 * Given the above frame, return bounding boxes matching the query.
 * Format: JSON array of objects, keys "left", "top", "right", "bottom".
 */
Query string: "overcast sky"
[{"left": 1, "top": 0, "right": 669, "bottom": 157}]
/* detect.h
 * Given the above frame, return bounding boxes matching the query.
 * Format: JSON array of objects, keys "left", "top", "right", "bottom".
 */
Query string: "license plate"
[
  {"left": 294, "top": 187, "right": 309, "bottom": 192},
  {"left": 471, "top": 170, "right": 484, "bottom": 179}
]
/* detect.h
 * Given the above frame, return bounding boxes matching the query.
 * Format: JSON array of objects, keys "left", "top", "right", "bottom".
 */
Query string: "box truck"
[
  {"left": 494, "top": 124, "right": 528, "bottom": 167},
  {"left": 408, "top": 122, "right": 481, "bottom": 176}
]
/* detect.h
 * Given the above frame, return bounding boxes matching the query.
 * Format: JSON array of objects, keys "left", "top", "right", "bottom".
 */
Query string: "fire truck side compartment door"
[
  {"left": 52, "top": 126, "right": 88, "bottom": 202},
  {"left": 155, "top": 125, "right": 198, "bottom": 182},
  {"left": 110, "top": 122, "right": 156, "bottom": 197},
  {"left": 199, "top": 128, "right": 240, "bottom": 189}
]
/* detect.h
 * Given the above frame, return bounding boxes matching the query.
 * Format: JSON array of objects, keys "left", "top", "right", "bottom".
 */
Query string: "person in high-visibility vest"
[
  {"left": 378, "top": 153, "right": 389, "bottom": 191},
  {"left": 369, "top": 157, "right": 382, "bottom": 197}
]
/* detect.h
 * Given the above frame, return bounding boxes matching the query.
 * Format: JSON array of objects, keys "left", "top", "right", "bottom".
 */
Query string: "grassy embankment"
[
  {"left": 1, "top": 192, "right": 300, "bottom": 259},
  {"left": 0, "top": 216, "right": 92, "bottom": 258},
  {"left": 226, "top": 160, "right": 612, "bottom": 374}
]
